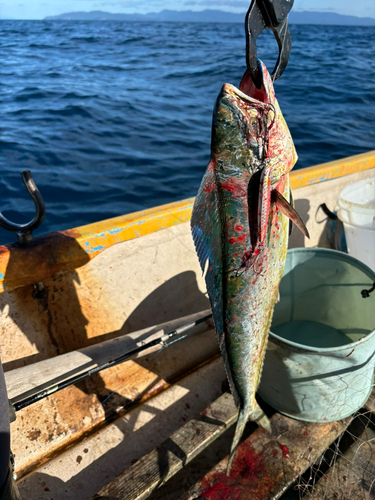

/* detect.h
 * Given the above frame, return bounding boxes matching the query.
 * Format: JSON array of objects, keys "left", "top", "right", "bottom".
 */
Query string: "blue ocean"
[{"left": 1, "top": 20, "right": 374, "bottom": 243}]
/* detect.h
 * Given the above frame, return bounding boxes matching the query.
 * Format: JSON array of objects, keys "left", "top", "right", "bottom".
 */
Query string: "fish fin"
[
  {"left": 191, "top": 161, "right": 240, "bottom": 407},
  {"left": 227, "top": 404, "right": 272, "bottom": 475},
  {"left": 272, "top": 189, "right": 310, "bottom": 239}
]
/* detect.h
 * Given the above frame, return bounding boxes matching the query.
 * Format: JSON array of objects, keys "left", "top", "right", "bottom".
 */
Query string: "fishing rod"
[{"left": 12, "top": 313, "right": 213, "bottom": 413}]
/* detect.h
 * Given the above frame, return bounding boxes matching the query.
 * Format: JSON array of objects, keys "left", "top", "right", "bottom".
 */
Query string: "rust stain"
[{"left": 27, "top": 429, "right": 41, "bottom": 441}]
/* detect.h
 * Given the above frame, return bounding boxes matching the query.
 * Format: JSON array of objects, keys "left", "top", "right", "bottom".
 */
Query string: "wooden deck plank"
[
  {"left": 16, "top": 357, "right": 227, "bottom": 500},
  {"left": 92, "top": 392, "right": 239, "bottom": 500},
  {"left": 182, "top": 415, "right": 350, "bottom": 500},
  {"left": 182, "top": 386, "right": 375, "bottom": 500},
  {"left": 92, "top": 395, "right": 350, "bottom": 500},
  {"left": 8, "top": 311, "right": 218, "bottom": 477}
]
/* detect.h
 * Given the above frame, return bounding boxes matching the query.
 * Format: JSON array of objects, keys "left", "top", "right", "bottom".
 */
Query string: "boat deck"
[
  {"left": 91, "top": 355, "right": 375, "bottom": 500},
  {"left": 0, "top": 152, "right": 374, "bottom": 499}
]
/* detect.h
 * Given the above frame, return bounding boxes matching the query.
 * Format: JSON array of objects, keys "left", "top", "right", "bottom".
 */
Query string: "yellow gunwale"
[{"left": 0, "top": 150, "right": 374, "bottom": 293}]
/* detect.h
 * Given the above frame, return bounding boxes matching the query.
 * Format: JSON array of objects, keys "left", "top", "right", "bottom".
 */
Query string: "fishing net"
[{"left": 282, "top": 385, "right": 375, "bottom": 500}]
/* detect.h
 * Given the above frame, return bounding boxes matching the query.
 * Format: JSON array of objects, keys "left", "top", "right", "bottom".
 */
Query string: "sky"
[{"left": 0, "top": 0, "right": 374, "bottom": 20}]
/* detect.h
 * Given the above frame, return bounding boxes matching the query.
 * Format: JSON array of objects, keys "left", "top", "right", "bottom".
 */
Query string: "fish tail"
[{"left": 227, "top": 403, "right": 272, "bottom": 475}]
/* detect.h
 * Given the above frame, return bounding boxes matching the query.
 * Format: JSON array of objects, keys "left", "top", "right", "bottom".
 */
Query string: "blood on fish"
[
  {"left": 191, "top": 62, "right": 304, "bottom": 475},
  {"left": 228, "top": 234, "right": 246, "bottom": 245},
  {"left": 204, "top": 184, "right": 215, "bottom": 193},
  {"left": 220, "top": 179, "right": 247, "bottom": 198}
]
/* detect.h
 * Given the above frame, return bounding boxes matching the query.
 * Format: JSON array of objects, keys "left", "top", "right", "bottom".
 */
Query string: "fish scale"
[{"left": 191, "top": 61, "right": 308, "bottom": 474}]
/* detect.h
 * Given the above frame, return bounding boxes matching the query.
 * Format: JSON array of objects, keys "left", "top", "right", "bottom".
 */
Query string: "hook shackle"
[{"left": 245, "top": 0, "right": 294, "bottom": 88}]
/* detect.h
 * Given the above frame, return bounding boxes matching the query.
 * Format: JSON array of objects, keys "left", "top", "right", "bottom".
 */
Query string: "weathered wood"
[
  {"left": 8, "top": 312, "right": 218, "bottom": 477},
  {"left": 5, "top": 310, "right": 213, "bottom": 402},
  {"left": 16, "top": 357, "right": 227, "bottom": 500},
  {"left": 92, "top": 396, "right": 350, "bottom": 500},
  {"left": 182, "top": 414, "right": 350, "bottom": 500},
  {"left": 92, "top": 392, "right": 239, "bottom": 500},
  {"left": 0, "top": 223, "right": 210, "bottom": 372}
]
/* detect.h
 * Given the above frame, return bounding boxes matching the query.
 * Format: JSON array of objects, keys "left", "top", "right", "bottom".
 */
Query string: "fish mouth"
[
  {"left": 222, "top": 60, "right": 273, "bottom": 108},
  {"left": 221, "top": 83, "right": 272, "bottom": 111}
]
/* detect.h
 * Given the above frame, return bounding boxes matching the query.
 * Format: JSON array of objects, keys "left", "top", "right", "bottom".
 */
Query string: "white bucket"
[{"left": 337, "top": 177, "right": 375, "bottom": 272}]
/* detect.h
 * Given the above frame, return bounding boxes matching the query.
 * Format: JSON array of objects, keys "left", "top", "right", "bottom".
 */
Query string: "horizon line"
[{"left": 1, "top": 9, "right": 375, "bottom": 22}]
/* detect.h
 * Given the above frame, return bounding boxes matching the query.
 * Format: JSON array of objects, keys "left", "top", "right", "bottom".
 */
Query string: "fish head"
[
  {"left": 211, "top": 61, "right": 297, "bottom": 184},
  {"left": 239, "top": 61, "right": 298, "bottom": 185},
  {"left": 211, "top": 83, "right": 276, "bottom": 177}
]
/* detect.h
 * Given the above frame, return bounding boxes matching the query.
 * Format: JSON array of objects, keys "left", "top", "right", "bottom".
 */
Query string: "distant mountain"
[
  {"left": 290, "top": 11, "right": 375, "bottom": 26},
  {"left": 44, "top": 10, "right": 243, "bottom": 23},
  {"left": 44, "top": 9, "right": 375, "bottom": 26}
]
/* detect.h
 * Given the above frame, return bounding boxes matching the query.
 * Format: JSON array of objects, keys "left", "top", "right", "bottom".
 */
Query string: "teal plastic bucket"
[{"left": 258, "top": 248, "right": 375, "bottom": 423}]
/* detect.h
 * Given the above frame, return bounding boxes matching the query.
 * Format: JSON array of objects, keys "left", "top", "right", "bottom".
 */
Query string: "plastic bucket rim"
[
  {"left": 269, "top": 247, "right": 375, "bottom": 354},
  {"left": 338, "top": 176, "right": 375, "bottom": 212}
]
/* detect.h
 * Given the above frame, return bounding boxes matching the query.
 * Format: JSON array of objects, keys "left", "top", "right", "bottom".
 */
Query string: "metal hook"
[
  {"left": 361, "top": 283, "right": 375, "bottom": 299},
  {"left": 0, "top": 170, "right": 45, "bottom": 246},
  {"left": 245, "top": 0, "right": 294, "bottom": 88}
]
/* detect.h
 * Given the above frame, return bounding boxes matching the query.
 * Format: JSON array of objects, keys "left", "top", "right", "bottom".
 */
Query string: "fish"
[{"left": 191, "top": 61, "right": 309, "bottom": 473}]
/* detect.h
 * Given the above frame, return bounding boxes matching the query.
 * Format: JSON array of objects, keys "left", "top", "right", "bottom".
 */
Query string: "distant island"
[{"left": 44, "top": 9, "right": 375, "bottom": 26}]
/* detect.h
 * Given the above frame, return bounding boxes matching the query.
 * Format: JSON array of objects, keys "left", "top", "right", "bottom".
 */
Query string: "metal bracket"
[
  {"left": 0, "top": 171, "right": 49, "bottom": 313},
  {"left": 245, "top": 0, "right": 294, "bottom": 88},
  {"left": 0, "top": 170, "right": 45, "bottom": 246}
]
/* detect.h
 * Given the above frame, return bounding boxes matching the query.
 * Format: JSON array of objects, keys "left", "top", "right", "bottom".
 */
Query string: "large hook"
[
  {"left": 245, "top": 0, "right": 294, "bottom": 88},
  {"left": 0, "top": 170, "right": 45, "bottom": 246}
]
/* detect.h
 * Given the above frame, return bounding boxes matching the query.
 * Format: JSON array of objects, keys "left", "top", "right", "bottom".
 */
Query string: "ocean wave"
[
  {"left": 70, "top": 36, "right": 101, "bottom": 43},
  {"left": 0, "top": 19, "right": 374, "bottom": 238}
]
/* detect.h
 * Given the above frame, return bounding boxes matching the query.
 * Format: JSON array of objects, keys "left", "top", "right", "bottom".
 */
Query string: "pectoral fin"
[{"left": 272, "top": 189, "right": 310, "bottom": 238}]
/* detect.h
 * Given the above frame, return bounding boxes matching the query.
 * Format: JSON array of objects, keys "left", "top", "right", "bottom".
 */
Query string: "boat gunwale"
[{"left": 0, "top": 150, "right": 374, "bottom": 294}]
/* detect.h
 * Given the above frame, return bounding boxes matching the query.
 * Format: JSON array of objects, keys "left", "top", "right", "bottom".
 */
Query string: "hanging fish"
[{"left": 191, "top": 62, "right": 309, "bottom": 473}]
